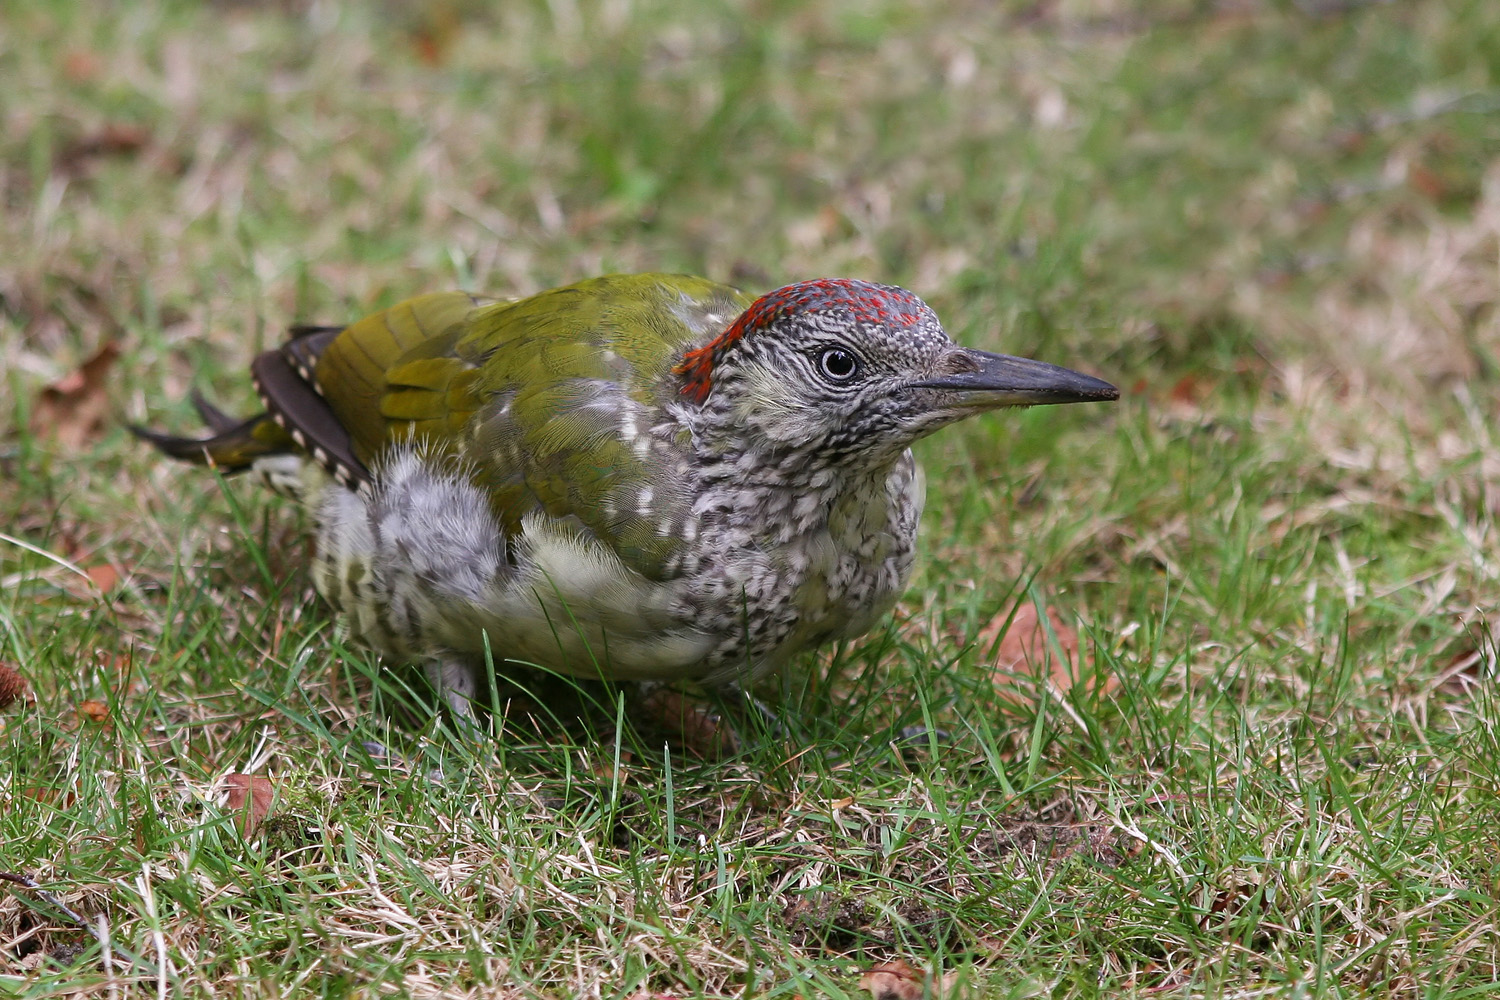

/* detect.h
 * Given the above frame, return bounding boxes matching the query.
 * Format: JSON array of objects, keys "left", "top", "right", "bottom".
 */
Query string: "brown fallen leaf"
[
  {"left": 57, "top": 123, "right": 150, "bottom": 174},
  {"left": 588, "top": 747, "right": 634, "bottom": 785},
  {"left": 31, "top": 342, "right": 121, "bottom": 449},
  {"left": 223, "top": 773, "right": 276, "bottom": 837},
  {"left": 62, "top": 49, "right": 102, "bottom": 82},
  {"left": 859, "top": 960, "right": 976, "bottom": 999},
  {"left": 85, "top": 562, "right": 120, "bottom": 593},
  {"left": 859, "top": 960, "right": 923, "bottom": 1000},
  {"left": 980, "top": 600, "right": 1116, "bottom": 707},
  {"left": 1171, "top": 372, "right": 1216, "bottom": 403},
  {"left": 1165, "top": 371, "right": 1217, "bottom": 421},
  {"left": 58, "top": 557, "right": 128, "bottom": 603},
  {"left": 409, "top": 2, "right": 462, "bottom": 66},
  {"left": 77, "top": 699, "right": 110, "bottom": 725},
  {"left": 934, "top": 970, "right": 971, "bottom": 998},
  {"left": 1168, "top": 372, "right": 1207, "bottom": 404},
  {"left": 1437, "top": 620, "right": 1498, "bottom": 695},
  {"left": 22, "top": 785, "right": 77, "bottom": 807},
  {"left": 0, "top": 663, "right": 30, "bottom": 710},
  {"left": 1408, "top": 163, "right": 1448, "bottom": 202}
]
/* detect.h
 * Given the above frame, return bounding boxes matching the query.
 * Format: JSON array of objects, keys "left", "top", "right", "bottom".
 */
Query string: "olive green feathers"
[{"left": 134, "top": 273, "right": 753, "bottom": 571}]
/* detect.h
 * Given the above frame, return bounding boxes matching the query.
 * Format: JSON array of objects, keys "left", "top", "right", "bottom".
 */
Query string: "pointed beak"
[{"left": 911, "top": 348, "right": 1119, "bottom": 407}]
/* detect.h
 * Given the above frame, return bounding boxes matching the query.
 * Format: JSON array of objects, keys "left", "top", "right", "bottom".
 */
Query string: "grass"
[{"left": 3, "top": 0, "right": 1500, "bottom": 995}]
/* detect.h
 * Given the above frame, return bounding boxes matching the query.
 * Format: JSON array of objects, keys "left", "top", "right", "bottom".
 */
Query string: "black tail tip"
[
  {"left": 128, "top": 422, "right": 218, "bottom": 464},
  {"left": 128, "top": 403, "right": 269, "bottom": 472}
]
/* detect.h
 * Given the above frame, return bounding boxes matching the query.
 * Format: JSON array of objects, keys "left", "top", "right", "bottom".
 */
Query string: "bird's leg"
[
  {"left": 714, "top": 682, "right": 785, "bottom": 740},
  {"left": 424, "top": 657, "right": 480, "bottom": 724}
]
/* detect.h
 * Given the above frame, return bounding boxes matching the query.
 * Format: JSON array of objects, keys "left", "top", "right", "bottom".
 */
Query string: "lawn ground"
[{"left": 3, "top": 0, "right": 1500, "bottom": 996}]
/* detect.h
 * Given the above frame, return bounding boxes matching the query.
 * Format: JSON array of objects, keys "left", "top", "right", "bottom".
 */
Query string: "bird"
[{"left": 135, "top": 273, "right": 1118, "bottom": 719}]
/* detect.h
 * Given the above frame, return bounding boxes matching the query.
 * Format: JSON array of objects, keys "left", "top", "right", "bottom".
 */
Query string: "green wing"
[
  {"left": 315, "top": 274, "right": 753, "bottom": 578},
  {"left": 313, "top": 291, "right": 492, "bottom": 462},
  {"left": 139, "top": 273, "right": 752, "bottom": 577}
]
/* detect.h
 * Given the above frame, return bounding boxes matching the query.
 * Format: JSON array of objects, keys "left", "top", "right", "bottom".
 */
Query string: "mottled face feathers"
[
  {"left": 673, "top": 279, "right": 942, "bottom": 404},
  {"left": 671, "top": 278, "right": 969, "bottom": 458}
]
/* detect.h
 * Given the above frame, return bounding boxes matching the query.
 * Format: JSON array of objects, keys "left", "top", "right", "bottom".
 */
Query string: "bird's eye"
[{"left": 817, "top": 347, "right": 860, "bottom": 382}]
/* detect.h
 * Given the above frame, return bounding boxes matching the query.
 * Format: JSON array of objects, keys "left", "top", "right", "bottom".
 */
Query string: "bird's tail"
[{"left": 129, "top": 390, "right": 296, "bottom": 473}]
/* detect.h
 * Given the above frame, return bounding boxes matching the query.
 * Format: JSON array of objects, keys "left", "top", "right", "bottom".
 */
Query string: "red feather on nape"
[
  {"left": 673, "top": 279, "right": 926, "bottom": 403},
  {"left": 672, "top": 344, "right": 716, "bottom": 403},
  {"left": 673, "top": 300, "right": 766, "bottom": 403}
]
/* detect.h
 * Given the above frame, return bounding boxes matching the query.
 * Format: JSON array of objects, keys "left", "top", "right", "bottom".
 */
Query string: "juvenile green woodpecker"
[{"left": 136, "top": 273, "right": 1118, "bottom": 717}]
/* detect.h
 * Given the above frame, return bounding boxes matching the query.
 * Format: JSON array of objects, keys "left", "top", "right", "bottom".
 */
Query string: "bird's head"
[{"left": 673, "top": 279, "right": 1118, "bottom": 462}]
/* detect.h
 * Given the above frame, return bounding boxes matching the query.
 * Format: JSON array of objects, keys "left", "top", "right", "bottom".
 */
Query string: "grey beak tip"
[
  {"left": 1082, "top": 376, "right": 1121, "bottom": 402},
  {"left": 917, "top": 349, "right": 1122, "bottom": 405}
]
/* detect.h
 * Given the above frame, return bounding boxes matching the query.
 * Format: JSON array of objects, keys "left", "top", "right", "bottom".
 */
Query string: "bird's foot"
[
  {"left": 714, "top": 683, "right": 786, "bottom": 740},
  {"left": 634, "top": 684, "right": 739, "bottom": 758},
  {"left": 424, "top": 658, "right": 483, "bottom": 733}
]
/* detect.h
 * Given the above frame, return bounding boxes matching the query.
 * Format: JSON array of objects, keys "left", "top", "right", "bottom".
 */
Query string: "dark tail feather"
[
  {"left": 190, "top": 390, "right": 242, "bottom": 434},
  {"left": 250, "top": 348, "right": 368, "bottom": 487},
  {"left": 281, "top": 326, "right": 343, "bottom": 385},
  {"left": 129, "top": 409, "right": 291, "bottom": 472},
  {"left": 138, "top": 324, "right": 360, "bottom": 482}
]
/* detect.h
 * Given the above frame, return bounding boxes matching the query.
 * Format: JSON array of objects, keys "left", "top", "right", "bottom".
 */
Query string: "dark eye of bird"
[{"left": 817, "top": 347, "right": 859, "bottom": 382}]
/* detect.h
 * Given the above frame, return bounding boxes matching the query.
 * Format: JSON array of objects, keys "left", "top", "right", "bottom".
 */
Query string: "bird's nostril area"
[{"left": 938, "top": 351, "right": 982, "bottom": 376}]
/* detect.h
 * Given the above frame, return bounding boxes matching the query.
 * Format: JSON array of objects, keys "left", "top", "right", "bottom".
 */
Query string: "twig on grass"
[{"left": 0, "top": 871, "right": 156, "bottom": 977}]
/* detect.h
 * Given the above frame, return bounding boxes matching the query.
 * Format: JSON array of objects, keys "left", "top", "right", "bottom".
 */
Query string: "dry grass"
[{"left": 3, "top": 0, "right": 1500, "bottom": 996}]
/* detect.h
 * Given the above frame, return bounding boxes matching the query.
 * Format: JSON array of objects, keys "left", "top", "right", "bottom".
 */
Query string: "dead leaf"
[
  {"left": 62, "top": 49, "right": 102, "bottom": 82},
  {"left": 859, "top": 960, "right": 923, "bottom": 1000},
  {"left": 85, "top": 563, "right": 120, "bottom": 592},
  {"left": 859, "top": 961, "right": 976, "bottom": 999},
  {"left": 1168, "top": 372, "right": 1208, "bottom": 404},
  {"left": 22, "top": 785, "right": 76, "bottom": 807},
  {"left": 59, "top": 557, "right": 128, "bottom": 603},
  {"left": 934, "top": 970, "right": 972, "bottom": 998},
  {"left": 31, "top": 342, "right": 121, "bottom": 449},
  {"left": 1438, "top": 643, "right": 1496, "bottom": 695},
  {"left": 77, "top": 699, "right": 110, "bottom": 725},
  {"left": 588, "top": 747, "right": 634, "bottom": 784},
  {"left": 1437, "top": 618, "right": 1498, "bottom": 695},
  {"left": 0, "top": 663, "right": 29, "bottom": 710},
  {"left": 223, "top": 773, "right": 275, "bottom": 837},
  {"left": 1166, "top": 372, "right": 1216, "bottom": 419},
  {"left": 57, "top": 123, "right": 150, "bottom": 174},
  {"left": 409, "top": 3, "right": 461, "bottom": 66},
  {"left": 1408, "top": 163, "right": 1447, "bottom": 202},
  {"left": 980, "top": 600, "right": 1116, "bottom": 707}
]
